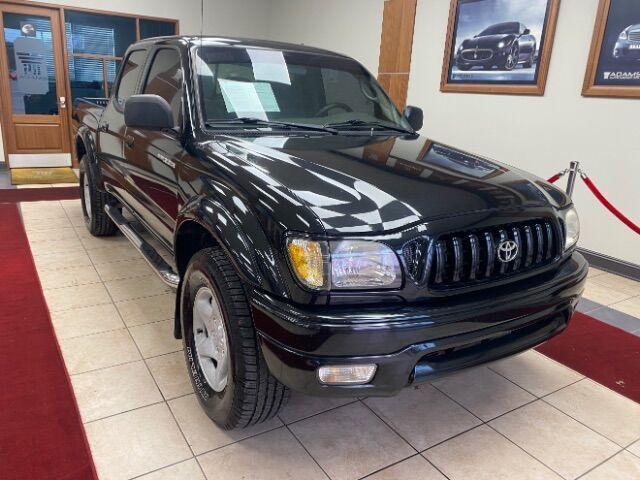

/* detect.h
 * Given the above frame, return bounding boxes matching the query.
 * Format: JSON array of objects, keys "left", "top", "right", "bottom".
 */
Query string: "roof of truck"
[{"left": 134, "top": 35, "right": 350, "bottom": 59}]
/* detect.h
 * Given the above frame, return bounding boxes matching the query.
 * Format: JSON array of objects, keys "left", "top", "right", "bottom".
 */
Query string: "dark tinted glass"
[
  {"left": 196, "top": 46, "right": 407, "bottom": 129},
  {"left": 139, "top": 19, "right": 176, "bottom": 40},
  {"left": 106, "top": 59, "right": 121, "bottom": 96},
  {"left": 65, "top": 10, "right": 135, "bottom": 57},
  {"left": 68, "top": 56, "right": 105, "bottom": 101},
  {"left": 479, "top": 22, "right": 519, "bottom": 36},
  {"left": 143, "top": 49, "right": 182, "bottom": 126},
  {"left": 116, "top": 50, "right": 146, "bottom": 103}
]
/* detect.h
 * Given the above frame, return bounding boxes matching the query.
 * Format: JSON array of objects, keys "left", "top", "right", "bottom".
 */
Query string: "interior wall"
[
  {"left": 267, "top": 0, "right": 384, "bottom": 74},
  {"left": 408, "top": 0, "right": 639, "bottom": 265}
]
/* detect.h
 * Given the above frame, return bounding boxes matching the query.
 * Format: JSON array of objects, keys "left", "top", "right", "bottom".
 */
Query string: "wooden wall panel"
[
  {"left": 378, "top": 74, "right": 409, "bottom": 110},
  {"left": 377, "top": 0, "right": 417, "bottom": 109}
]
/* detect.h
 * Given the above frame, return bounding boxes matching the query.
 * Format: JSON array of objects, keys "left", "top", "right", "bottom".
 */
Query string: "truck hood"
[{"left": 202, "top": 134, "right": 568, "bottom": 235}]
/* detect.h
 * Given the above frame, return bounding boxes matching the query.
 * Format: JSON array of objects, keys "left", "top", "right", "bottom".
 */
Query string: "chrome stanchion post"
[{"left": 565, "top": 161, "right": 580, "bottom": 197}]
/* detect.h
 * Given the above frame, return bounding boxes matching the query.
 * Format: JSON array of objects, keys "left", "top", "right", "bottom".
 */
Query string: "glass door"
[{"left": 0, "top": 3, "right": 71, "bottom": 168}]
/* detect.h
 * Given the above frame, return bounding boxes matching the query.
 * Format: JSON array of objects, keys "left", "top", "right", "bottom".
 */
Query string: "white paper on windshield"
[
  {"left": 247, "top": 49, "right": 291, "bottom": 85},
  {"left": 252, "top": 136, "right": 289, "bottom": 148},
  {"left": 218, "top": 79, "right": 280, "bottom": 119}
]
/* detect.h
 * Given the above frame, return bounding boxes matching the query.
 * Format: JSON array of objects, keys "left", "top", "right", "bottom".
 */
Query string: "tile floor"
[{"left": 18, "top": 199, "right": 640, "bottom": 480}]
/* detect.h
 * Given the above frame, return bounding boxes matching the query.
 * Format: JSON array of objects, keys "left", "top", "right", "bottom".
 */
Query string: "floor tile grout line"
[
  {"left": 278, "top": 398, "right": 360, "bottom": 426},
  {"left": 484, "top": 422, "right": 578, "bottom": 480},
  {"left": 358, "top": 398, "right": 420, "bottom": 454},
  {"left": 486, "top": 362, "right": 585, "bottom": 400},
  {"left": 127, "top": 457, "right": 199, "bottom": 480},
  {"left": 574, "top": 448, "right": 629, "bottom": 480},
  {"left": 194, "top": 423, "right": 287, "bottom": 459},
  {"left": 626, "top": 446, "right": 640, "bottom": 460},
  {"left": 539, "top": 396, "right": 638, "bottom": 449},
  {"left": 284, "top": 424, "right": 334, "bottom": 480},
  {"left": 70, "top": 357, "right": 143, "bottom": 378}
]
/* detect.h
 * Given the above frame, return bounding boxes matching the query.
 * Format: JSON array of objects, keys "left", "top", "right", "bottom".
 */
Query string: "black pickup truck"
[{"left": 74, "top": 36, "right": 586, "bottom": 430}]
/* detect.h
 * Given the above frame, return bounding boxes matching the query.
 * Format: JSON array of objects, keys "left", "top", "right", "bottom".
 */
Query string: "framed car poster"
[
  {"left": 440, "top": 0, "right": 561, "bottom": 95},
  {"left": 583, "top": 0, "right": 640, "bottom": 98}
]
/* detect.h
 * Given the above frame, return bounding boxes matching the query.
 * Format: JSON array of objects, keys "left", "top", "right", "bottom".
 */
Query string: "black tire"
[
  {"left": 181, "top": 247, "right": 289, "bottom": 430},
  {"left": 79, "top": 156, "right": 117, "bottom": 237}
]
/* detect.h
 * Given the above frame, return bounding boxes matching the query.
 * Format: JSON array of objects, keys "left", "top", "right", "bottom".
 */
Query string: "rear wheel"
[
  {"left": 79, "top": 155, "right": 117, "bottom": 237},
  {"left": 181, "top": 247, "right": 289, "bottom": 430}
]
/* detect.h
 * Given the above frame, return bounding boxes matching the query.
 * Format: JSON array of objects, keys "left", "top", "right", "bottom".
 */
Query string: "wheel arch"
[
  {"left": 173, "top": 196, "right": 290, "bottom": 338},
  {"left": 76, "top": 126, "right": 104, "bottom": 190}
]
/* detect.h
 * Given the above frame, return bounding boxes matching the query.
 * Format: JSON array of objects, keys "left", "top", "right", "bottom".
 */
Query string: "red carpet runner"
[
  {"left": 0, "top": 203, "right": 97, "bottom": 480},
  {"left": 537, "top": 312, "right": 640, "bottom": 403},
  {"left": 0, "top": 186, "right": 80, "bottom": 203}
]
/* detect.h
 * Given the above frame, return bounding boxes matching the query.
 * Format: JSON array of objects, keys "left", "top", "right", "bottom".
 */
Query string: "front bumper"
[{"left": 251, "top": 252, "right": 587, "bottom": 397}]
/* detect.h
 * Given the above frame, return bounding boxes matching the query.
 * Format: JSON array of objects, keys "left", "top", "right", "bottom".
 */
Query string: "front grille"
[
  {"left": 461, "top": 49, "right": 493, "bottom": 61},
  {"left": 629, "top": 30, "right": 640, "bottom": 42},
  {"left": 403, "top": 219, "right": 561, "bottom": 289}
]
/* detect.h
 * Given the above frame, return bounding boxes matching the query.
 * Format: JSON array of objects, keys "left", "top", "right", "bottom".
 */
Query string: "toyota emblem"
[{"left": 497, "top": 240, "right": 518, "bottom": 263}]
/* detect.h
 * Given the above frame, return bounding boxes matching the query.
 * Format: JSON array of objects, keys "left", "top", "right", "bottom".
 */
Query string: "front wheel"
[{"left": 181, "top": 247, "right": 289, "bottom": 430}]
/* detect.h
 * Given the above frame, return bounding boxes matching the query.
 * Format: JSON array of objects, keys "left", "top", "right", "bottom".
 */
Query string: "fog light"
[{"left": 317, "top": 364, "right": 377, "bottom": 385}]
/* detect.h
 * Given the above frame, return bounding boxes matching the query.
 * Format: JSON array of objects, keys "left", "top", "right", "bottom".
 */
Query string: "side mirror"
[
  {"left": 523, "top": 28, "right": 531, "bottom": 35},
  {"left": 403, "top": 105, "right": 423, "bottom": 132},
  {"left": 124, "top": 94, "right": 174, "bottom": 130}
]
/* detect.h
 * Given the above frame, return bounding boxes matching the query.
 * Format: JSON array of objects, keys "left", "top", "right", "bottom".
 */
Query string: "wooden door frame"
[
  {"left": 0, "top": 0, "right": 180, "bottom": 167},
  {"left": 0, "top": 1, "right": 72, "bottom": 165}
]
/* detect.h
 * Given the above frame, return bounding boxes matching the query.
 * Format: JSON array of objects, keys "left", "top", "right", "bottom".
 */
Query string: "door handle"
[{"left": 125, "top": 135, "right": 135, "bottom": 149}]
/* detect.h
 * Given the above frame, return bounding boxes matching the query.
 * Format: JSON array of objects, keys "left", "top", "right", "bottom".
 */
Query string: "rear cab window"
[
  {"left": 115, "top": 49, "right": 147, "bottom": 106},
  {"left": 142, "top": 48, "right": 184, "bottom": 128}
]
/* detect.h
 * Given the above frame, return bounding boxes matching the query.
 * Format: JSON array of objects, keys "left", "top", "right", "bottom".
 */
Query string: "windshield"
[
  {"left": 195, "top": 46, "right": 411, "bottom": 131},
  {"left": 479, "top": 22, "right": 519, "bottom": 36}
]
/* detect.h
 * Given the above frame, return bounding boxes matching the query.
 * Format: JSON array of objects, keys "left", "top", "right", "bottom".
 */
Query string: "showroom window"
[
  {"left": 64, "top": 10, "right": 176, "bottom": 101},
  {"left": 143, "top": 49, "right": 183, "bottom": 127}
]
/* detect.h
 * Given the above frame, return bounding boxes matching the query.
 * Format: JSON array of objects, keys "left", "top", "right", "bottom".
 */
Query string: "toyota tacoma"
[{"left": 73, "top": 36, "right": 586, "bottom": 430}]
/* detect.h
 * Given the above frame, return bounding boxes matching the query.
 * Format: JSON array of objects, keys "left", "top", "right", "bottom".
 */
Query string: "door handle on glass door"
[{"left": 59, "top": 97, "right": 66, "bottom": 109}]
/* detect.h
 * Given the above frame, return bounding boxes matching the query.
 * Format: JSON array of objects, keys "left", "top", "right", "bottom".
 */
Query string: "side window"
[
  {"left": 115, "top": 50, "right": 147, "bottom": 104},
  {"left": 143, "top": 49, "right": 183, "bottom": 127}
]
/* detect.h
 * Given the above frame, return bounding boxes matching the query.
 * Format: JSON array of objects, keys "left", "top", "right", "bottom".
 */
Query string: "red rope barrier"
[
  {"left": 547, "top": 173, "right": 563, "bottom": 184},
  {"left": 581, "top": 174, "right": 640, "bottom": 235}
]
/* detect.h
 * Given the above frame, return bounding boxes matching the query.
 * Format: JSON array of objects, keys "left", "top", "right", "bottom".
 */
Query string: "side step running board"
[{"left": 105, "top": 204, "right": 180, "bottom": 289}]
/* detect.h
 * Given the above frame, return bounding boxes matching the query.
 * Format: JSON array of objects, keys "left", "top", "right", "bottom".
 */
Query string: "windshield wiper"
[
  {"left": 324, "top": 119, "right": 414, "bottom": 135},
  {"left": 206, "top": 117, "right": 337, "bottom": 134}
]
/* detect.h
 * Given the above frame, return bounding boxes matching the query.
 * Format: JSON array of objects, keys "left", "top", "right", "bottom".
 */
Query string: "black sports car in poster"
[
  {"left": 455, "top": 21, "right": 537, "bottom": 72},
  {"left": 594, "top": 0, "right": 640, "bottom": 86},
  {"left": 447, "top": 0, "right": 552, "bottom": 84}
]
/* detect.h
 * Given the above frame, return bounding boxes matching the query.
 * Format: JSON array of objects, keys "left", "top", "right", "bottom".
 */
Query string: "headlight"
[
  {"left": 620, "top": 30, "right": 628, "bottom": 40},
  {"left": 561, "top": 206, "right": 580, "bottom": 250},
  {"left": 286, "top": 238, "right": 402, "bottom": 290},
  {"left": 498, "top": 41, "right": 506, "bottom": 49},
  {"left": 330, "top": 240, "right": 402, "bottom": 289}
]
